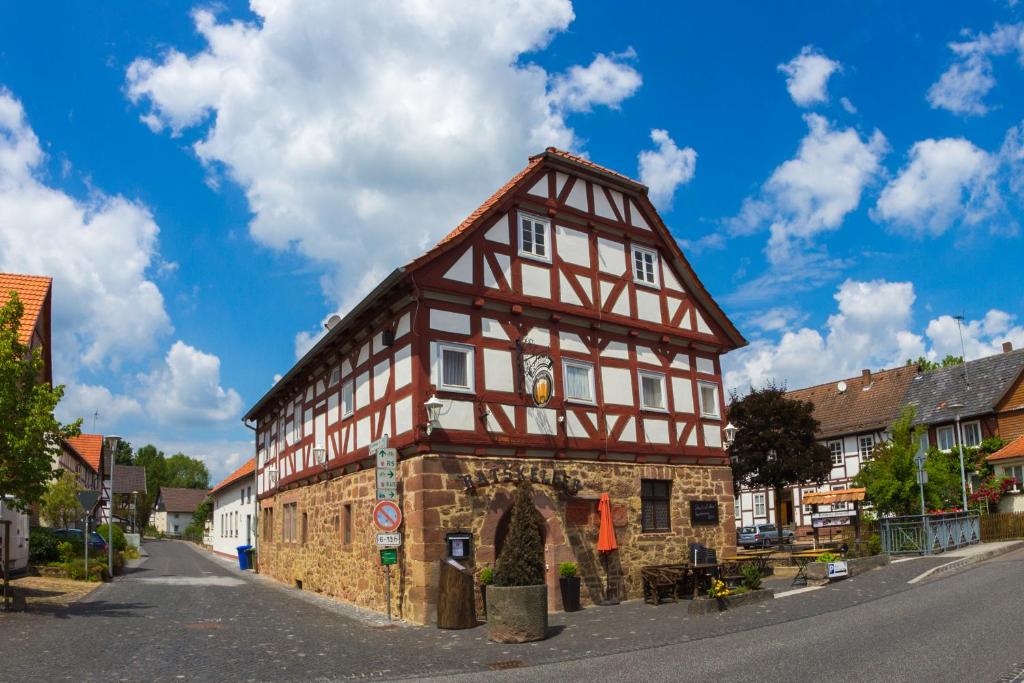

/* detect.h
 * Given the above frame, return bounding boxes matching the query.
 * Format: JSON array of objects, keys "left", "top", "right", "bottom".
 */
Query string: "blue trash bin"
[{"left": 237, "top": 545, "right": 252, "bottom": 570}]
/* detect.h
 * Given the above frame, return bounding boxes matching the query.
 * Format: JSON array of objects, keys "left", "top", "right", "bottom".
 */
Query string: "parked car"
[
  {"left": 52, "top": 528, "right": 108, "bottom": 552},
  {"left": 737, "top": 524, "right": 795, "bottom": 548}
]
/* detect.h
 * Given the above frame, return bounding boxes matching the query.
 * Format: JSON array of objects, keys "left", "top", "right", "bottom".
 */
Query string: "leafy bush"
[
  {"left": 98, "top": 523, "right": 127, "bottom": 552},
  {"left": 144, "top": 524, "right": 159, "bottom": 538},
  {"left": 493, "top": 483, "right": 545, "bottom": 587},
  {"left": 558, "top": 562, "right": 578, "bottom": 579},
  {"left": 865, "top": 534, "right": 882, "bottom": 556},
  {"left": 66, "top": 558, "right": 106, "bottom": 582},
  {"left": 478, "top": 566, "right": 494, "bottom": 585},
  {"left": 28, "top": 527, "right": 61, "bottom": 563},
  {"left": 740, "top": 562, "right": 762, "bottom": 590},
  {"left": 123, "top": 545, "right": 141, "bottom": 560},
  {"left": 58, "top": 541, "right": 76, "bottom": 564},
  {"left": 817, "top": 552, "right": 840, "bottom": 563}
]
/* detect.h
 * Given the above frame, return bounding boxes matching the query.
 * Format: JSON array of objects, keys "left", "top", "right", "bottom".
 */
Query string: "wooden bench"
[{"left": 641, "top": 564, "right": 690, "bottom": 605}]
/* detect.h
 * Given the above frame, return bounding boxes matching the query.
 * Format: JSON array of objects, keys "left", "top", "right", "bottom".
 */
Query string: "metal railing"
[{"left": 880, "top": 512, "right": 981, "bottom": 555}]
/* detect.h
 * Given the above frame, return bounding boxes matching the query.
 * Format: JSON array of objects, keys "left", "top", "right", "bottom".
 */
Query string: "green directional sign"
[{"left": 380, "top": 548, "right": 398, "bottom": 566}]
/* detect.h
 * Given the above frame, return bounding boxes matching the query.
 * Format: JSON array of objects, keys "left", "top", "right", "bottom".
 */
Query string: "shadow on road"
[{"left": 49, "top": 600, "right": 153, "bottom": 620}]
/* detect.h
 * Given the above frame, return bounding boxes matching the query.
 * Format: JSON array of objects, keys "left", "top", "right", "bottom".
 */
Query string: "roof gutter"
[{"left": 243, "top": 267, "right": 407, "bottom": 422}]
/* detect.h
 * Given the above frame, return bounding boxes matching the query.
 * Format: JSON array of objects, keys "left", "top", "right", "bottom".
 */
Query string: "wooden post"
[{"left": 437, "top": 559, "right": 476, "bottom": 629}]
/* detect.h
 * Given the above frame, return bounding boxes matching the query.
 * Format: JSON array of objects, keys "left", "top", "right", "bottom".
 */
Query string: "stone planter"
[
  {"left": 559, "top": 576, "right": 581, "bottom": 612},
  {"left": 486, "top": 584, "right": 548, "bottom": 643},
  {"left": 805, "top": 554, "right": 889, "bottom": 586},
  {"left": 687, "top": 588, "right": 775, "bottom": 615}
]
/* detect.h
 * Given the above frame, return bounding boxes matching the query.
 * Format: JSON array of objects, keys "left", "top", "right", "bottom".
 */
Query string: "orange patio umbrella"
[{"left": 597, "top": 492, "right": 617, "bottom": 552}]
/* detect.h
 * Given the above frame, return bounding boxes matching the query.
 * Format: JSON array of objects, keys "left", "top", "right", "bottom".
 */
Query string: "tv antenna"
[
  {"left": 92, "top": 410, "right": 100, "bottom": 433},
  {"left": 953, "top": 313, "right": 970, "bottom": 389}
]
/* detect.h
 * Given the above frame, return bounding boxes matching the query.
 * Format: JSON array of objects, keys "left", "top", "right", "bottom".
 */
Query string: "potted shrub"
[
  {"left": 558, "top": 562, "right": 581, "bottom": 612},
  {"left": 487, "top": 482, "right": 548, "bottom": 643},
  {"left": 478, "top": 566, "right": 493, "bottom": 615}
]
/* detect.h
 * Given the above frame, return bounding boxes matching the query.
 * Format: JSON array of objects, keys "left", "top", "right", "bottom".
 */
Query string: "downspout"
[{"left": 243, "top": 418, "right": 258, "bottom": 572}]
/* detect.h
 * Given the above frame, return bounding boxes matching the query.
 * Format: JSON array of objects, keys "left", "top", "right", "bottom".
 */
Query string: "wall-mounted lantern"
[
  {"left": 424, "top": 394, "right": 444, "bottom": 435},
  {"left": 723, "top": 422, "right": 738, "bottom": 448},
  {"left": 313, "top": 445, "right": 327, "bottom": 472}
]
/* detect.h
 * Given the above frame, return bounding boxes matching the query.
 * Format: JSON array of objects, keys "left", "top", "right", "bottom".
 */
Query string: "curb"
[{"left": 908, "top": 540, "right": 1024, "bottom": 584}]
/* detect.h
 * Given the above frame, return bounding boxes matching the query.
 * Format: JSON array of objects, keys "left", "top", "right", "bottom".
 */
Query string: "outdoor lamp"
[
  {"left": 724, "top": 422, "right": 738, "bottom": 448},
  {"left": 313, "top": 446, "right": 327, "bottom": 469},
  {"left": 103, "top": 434, "right": 121, "bottom": 578},
  {"left": 945, "top": 401, "right": 969, "bottom": 511},
  {"left": 424, "top": 394, "right": 444, "bottom": 435}
]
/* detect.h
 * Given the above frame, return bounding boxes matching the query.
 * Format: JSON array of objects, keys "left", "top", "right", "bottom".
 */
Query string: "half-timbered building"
[{"left": 244, "top": 148, "right": 747, "bottom": 623}]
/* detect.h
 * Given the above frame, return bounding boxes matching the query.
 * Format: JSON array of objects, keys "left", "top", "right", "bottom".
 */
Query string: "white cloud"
[
  {"left": 126, "top": 2, "right": 641, "bottom": 317},
  {"left": 840, "top": 97, "right": 857, "bottom": 114},
  {"left": 724, "top": 278, "right": 1024, "bottom": 395},
  {"left": 749, "top": 114, "right": 888, "bottom": 266},
  {"left": 779, "top": 46, "right": 841, "bottom": 107},
  {"left": 548, "top": 49, "right": 642, "bottom": 112},
  {"left": 745, "top": 306, "right": 807, "bottom": 333},
  {"left": 927, "top": 23, "right": 1024, "bottom": 116},
  {"left": 874, "top": 137, "right": 998, "bottom": 236},
  {"left": 140, "top": 341, "right": 243, "bottom": 427},
  {"left": 637, "top": 129, "right": 696, "bottom": 210},
  {"left": 57, "top": 383, "right": 143, "bottom": 426},
  {"left": 0, "top": 89, "right": 171, "bottom": 372}
]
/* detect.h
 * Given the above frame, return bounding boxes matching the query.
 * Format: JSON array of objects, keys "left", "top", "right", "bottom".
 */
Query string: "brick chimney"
[
  {"left": 862, "top": 368, "right": 871, "bottom": 386},
  {"left": 1004, "top": 341, "right": 1014, "bottom": 353}
]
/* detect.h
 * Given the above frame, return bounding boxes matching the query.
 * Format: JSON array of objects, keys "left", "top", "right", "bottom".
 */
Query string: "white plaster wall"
[
  {"left": 527, "top": 407, "right": 557, "bottom": 436},
  {"left": 437, "top": 399, "right": 476, "bottom": 431},
  {"left": 394, "top": 396, "right": 413, "bottom": 436},
  {"left": 393, "top": 344, "right": 411, "bottom": 389},
  {"left": 635, "top": 289, "right": 661, "bottom": 323},
  {"left": 643, "top": 418, "right": 670, "bottom": 444},
  {"left": 484, "top": 348, "right": 514, "bottom": 392},
  {"left": 672, "top": 377, "right": 694, "bottom": 413},
  {"left": 703, "top": 423, "right": 722, "bottom": 449},
  {"left": 429, "top": 309, "right": 471, "bottom": 335},
  {"left": 695, "top": 356, "right": 715, "bottom": 375},
  {"left": 521, "top": 263, "right": 551, "bottom": 299},
  {"left": 481, "top": 318, "right": 509, "bottom": 340},
  {"left": 601, "top": 366, "right": 633, "bottom": 405},
  {"left": 356, "top": 371, "right": 370, "bottom": 410},
  {"left": 212, "top": 479, "right": 256, "bottom": 556},
  {"left": 373, "top": 359, "right": 390, "bottom": 400},
  {"left": 356, "top": 416, "right": 371, "bottom": 449},
  {"left": 556, "top": 225, "right": 590, "bottom": 266},
  {"left": 597, "top": 237, "right": 625, "bottom": 274}
]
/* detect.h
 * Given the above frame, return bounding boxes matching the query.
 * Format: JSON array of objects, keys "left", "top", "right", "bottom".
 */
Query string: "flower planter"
[
  {"left": 687, "top": 588, "right": 774, "bottom": 615},
  {"left": 559, "top": 576, "right": 581, "bottom": 612},
  {"left": 486, "top": 584, "right": 548, "bottom": 643}
]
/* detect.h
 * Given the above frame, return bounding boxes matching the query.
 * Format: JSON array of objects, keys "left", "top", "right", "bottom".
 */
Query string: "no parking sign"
[{"left": 372, "top": 500, "right": 402, "bottom": 533}]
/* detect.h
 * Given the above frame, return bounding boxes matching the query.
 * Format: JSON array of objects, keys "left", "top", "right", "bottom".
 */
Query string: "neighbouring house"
[
  {"left": 112, "top": 465, "right": 148, "bottom": 532},
  {"left": 57, "top": 438, "right": 102, "bottom": 495},
  {"left": 245, "top": 147, "right": 747, "bottom": 624},
  {"left": 64, "top": 434, "right": 109, "bottom": 526},
  {"left": 903, "top": 344, "right": 1024, "bottom": 456},
  {"left": 152, "top": 487, "right": 209, "bottom": 536},
  {"left": 734, "top": 365, "right": 918, "bottom": 532},
  {"left": 987, "top": 435, "right": 1024, "bottom": 513},
  {"left": 208, "top": 458, "right": 256, "bottom": 559}
]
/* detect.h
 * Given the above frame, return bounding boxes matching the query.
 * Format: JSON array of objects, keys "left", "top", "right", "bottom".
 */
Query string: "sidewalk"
[{"left": 906, "top": 539, "right": 1024, "bottom": 583}]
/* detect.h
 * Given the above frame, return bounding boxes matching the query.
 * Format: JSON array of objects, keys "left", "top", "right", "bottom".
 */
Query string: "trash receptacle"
[
  {"left": 244, "top": 546, "right": 257, "bottom": 571},
  {"left": 237, "top": 545, "right": 252, "bottom": 570}
]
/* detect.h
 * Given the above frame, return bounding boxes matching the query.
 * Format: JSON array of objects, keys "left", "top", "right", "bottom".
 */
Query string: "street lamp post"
[
  {"left": 104, "top": 435, "right": 121, "bottom": 576},
  {"left": 915, "top": 453, "right": 928, "bottom": 518},
  {"left": 946, "top": 404, "right": 969, "bottom": 511}
]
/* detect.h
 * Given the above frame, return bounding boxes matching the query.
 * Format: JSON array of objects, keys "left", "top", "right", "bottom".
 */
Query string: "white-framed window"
[
  {"left": 698, "top": 381, "right": 720, "bottom": 418},
  {"left": 753, "top": 492, "right": 766, "bottom": 517},
  {"left": 518, "top": 212, "right": 550, "bottom": 261},
  {"left": 435, "top": 342, "right": 475, "bottom": 393},
  {"left": 1001, "top": 465, "right": 1023, "bottom": 485},
  {"left": 859, "top": 434, "right": 875, "bottom": 460},
  {"left": 917, "top": 432, "right": 930, "bottom": 457},
  {"left": 632, "top": 244, "right": 659, "bottom": 287},
  {"left": 563, "top": 359, "right": 595, "bottom": 404},
  {"left": 328, "top": 367, "right": 340, "bottom": 387},
  {"left": 831, "top": 484, "right": 848, "bottom": 511},
  {"left": 639, "top": 370, "right": 667, "bottom": 411},
  {"left": 937, "top": 425, "right": 955, "bottom": 451},
  {"left": 341, "top": 380, "right": 355, "bottom": 418},
  {"left": 828, "top": 440, "right": 843, "bottom": 467},
  {"left": 961, "top": 420, "right": 982, "bottom": 448}
]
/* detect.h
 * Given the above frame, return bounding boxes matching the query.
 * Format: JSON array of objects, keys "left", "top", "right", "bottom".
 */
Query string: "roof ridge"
[{"left": 785, "top": 363, "right": 915, "bottom": 395}]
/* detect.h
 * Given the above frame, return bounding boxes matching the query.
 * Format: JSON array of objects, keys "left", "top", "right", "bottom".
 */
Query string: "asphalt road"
[{"left": 0, "top": 540, "right": 1021, "bottom": 682}]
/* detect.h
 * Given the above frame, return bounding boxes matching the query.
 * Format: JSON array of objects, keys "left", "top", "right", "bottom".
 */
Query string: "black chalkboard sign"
[{"left": 690, "top": 500, "right": 719, "bottom": 525}]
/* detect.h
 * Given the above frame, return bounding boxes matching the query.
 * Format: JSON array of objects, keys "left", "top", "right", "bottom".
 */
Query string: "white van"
[{"left": 0, "top": 496, "right": 29, "bottom": 574}]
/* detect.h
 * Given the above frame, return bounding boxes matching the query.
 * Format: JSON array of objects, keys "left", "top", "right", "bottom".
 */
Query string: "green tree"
[
  {"left": 164, "top": 453, "right": 210, "bottom": 489},
  {"left": 493, "top": 483, "right": 546, "bottom": 587},
  {"left": 854, "top": 406, "right": 960, "bottom": 514},
  {"left": 131, "top": 446, "right": 210, "bottom": 529},
  {"left": 191, "top": 497, "right": 213, "bottom": 530},
  {"left": 0, "top": 292, "right": 81, "bottom": 511},
  {"left": 113, "top": 439, "right": 134, "bottom": 465},
  {"left": 906, "top": 355, "right": 963, "bottom": 371},
  {"left": 727, "top": 382, "right": 833, "bottom": 546},
  {"left": 40, "top": 470, "right": 84, "bottom": 528}
]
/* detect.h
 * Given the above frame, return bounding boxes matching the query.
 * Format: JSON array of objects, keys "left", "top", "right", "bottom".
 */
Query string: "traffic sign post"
[
  {"left": 372, "top": 500, "right": 402, "bottom": 533},
  {"left": 375, "top": 446, "right": 398, "bottom": 501}
]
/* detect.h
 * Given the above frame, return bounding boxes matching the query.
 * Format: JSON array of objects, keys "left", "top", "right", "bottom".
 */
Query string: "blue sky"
[{"left": 2, "top": 1, "right": 1023, "bottom": 482}]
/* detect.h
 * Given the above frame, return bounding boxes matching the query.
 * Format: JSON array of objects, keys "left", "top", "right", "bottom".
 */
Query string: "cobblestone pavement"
[{"left": 0, "top": 540, "right": 1009, "bottom": 682}]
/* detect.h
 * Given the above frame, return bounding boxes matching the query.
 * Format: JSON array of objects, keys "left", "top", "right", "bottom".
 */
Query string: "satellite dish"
[
  {"left": 324, "top": 314, "right": 342, "bottom": 330},
  {"left": 837, "top": 381, "right": 848, "bottom": 393}
]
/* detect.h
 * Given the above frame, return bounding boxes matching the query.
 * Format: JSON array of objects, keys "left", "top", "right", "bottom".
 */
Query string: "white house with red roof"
[{"left": 208, "top": 458, "right": 257, "bottom": 558}]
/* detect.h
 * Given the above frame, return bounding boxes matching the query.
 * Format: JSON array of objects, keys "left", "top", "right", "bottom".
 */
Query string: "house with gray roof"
[{"left": 903, "top": 343, "right": 1024, "bottom": 453}]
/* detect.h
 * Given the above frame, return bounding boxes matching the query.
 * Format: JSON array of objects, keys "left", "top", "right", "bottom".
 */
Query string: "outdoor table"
[
  {"left": 789, "top": 550, "right": 832, "bottom": 586},
  {"left": 689, "top": 562, "right": 719, "bottom": 599},
  {"left": 730, "top": 550, "right": 775, "bottom": 575}
]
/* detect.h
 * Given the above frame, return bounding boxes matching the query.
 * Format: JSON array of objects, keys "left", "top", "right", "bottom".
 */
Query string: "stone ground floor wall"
[{"left": 258, "top": 453, "right": 737, "bottom": 625}]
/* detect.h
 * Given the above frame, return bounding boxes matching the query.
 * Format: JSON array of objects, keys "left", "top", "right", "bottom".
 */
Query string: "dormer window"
[
  {"left": 632, "top": 245, "right": 659, "bottom": 287},
  {"left": 518, "top": 212, "right": 550, "bottom": 262}
]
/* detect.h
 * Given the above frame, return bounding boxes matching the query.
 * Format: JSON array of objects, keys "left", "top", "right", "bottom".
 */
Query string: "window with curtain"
[
  {"left": 641, "top": 479, "right": 671, "bottom": 531},
  {"left": 639, "top": 371, "right": 666, "bottom": 410},
  {"left": 961, "top": 421, "right": 982, "bottom": 447},
  {"left": 436, "top": 342, "right": 474, "bottom": 392},
  {"left": 698, "top": 381, "right": 720, "bottom": 418},
  {"left": 937, "top": 426, "right": 955, "bottom": 451},
  {"left": 754, "top": 492, "right": 766, "bottom": 517},
  {"left": 563, "top": 360, "right": 594, "bottom": 403},
  {"left": 341, "top": 380, "right": 354, "bottom": 417}
]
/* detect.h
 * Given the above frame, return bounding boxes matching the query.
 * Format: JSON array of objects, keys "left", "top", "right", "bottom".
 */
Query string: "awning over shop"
[{"left": 801, "top": 488, "right": 866, "bottom": 506}]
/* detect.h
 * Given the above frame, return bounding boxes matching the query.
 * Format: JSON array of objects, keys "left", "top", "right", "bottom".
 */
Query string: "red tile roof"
[
  {"left": 786, "top": 365, "right": 919, "bottom": 439},
  {"left": 209, "top": 458, "right": 255, "bottom": 496},
  {"left": 989, "top": 434, "right": 1024, "bottom": 462},
  {"left": 65, "top": 434, "right": 104, "bottom": 474},
  {"left": 0, "top": 273, "right": 51, "bottom": 345}
]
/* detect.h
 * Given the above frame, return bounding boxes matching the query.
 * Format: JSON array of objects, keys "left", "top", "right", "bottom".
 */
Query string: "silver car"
[{"left": 737, "top": 524, "right": 795, "bottom": 548}]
